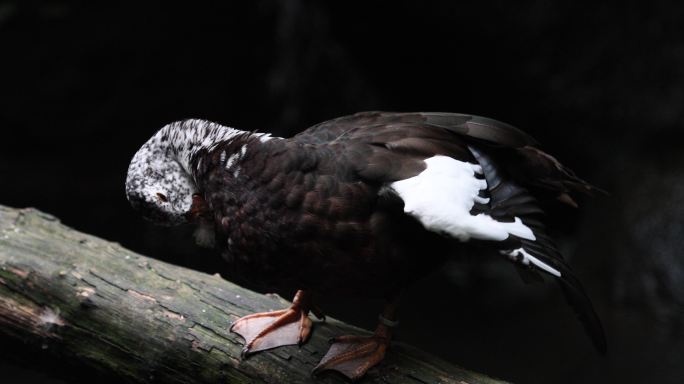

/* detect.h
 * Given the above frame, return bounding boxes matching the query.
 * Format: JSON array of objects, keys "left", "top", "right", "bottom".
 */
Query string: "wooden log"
[{"left": 0, "top": 205, "right": 507, "bottom": 383}]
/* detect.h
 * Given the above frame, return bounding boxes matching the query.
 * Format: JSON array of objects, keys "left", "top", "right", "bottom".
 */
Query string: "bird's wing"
[
  {"left": 293, "top": 111, "right": 536, "bottom": 147},
  {"left": 307, "top": 112, "right": 606, "bottom": 353},
  {"left": 467, "top": 146, "right": 607, "bottom": 354},
  {"left": 297, "top": 111, "right": 602, "bottom": 198}
]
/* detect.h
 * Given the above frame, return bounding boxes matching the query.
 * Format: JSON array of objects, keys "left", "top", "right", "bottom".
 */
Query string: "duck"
[{"left": 125, "top": 111, "right": 606, "bottom": 380}]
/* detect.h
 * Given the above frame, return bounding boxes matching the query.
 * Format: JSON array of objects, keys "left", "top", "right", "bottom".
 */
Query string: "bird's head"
[
  {"left": 125, "top": 138, "right": 197, "bottom": 226},
  {"left": 126, "top": 119, "right": 244, "bottom": 226}
]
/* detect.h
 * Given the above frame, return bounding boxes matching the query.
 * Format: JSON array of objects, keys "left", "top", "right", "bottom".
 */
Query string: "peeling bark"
[{"left": 0, "top": 205, "right": 507, "bottom": 384}]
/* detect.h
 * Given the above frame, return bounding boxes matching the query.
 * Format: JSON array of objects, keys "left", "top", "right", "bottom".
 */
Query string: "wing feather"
[{"left": 293, "top": 111, "right": 606, "bottom": 352}]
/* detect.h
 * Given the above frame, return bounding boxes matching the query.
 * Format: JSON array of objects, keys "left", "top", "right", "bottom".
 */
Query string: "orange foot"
[
  {"left": 230, "top": 290, "right": 318, "bottom": 357},
  {"left": 313, "top": 323, "right": 392, "bottom": 381}
]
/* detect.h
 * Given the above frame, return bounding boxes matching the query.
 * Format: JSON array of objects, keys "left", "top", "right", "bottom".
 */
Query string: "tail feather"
[
  {"left": 556, "top": 267, "right": 608, "bottom": 354},
  {"left": 470, "top": 144, "right": 607, "bottom": 353},
  {"left": 508, "top": 146, "right": 607, "bottom": 203},
  {"left": 514, "top": 241, "right": 607, "bottom": 353}
]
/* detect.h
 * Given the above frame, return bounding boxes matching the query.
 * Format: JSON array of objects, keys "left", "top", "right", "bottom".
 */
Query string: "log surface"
[{"left": 0, "top": 205, "right": 506, "bottom": 384}]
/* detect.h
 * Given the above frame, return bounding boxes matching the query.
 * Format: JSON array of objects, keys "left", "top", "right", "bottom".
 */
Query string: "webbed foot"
[
  {"left": 313, "top": 331, "right": 390, "bottom": 380},
  {"left": 230, "top": 290, "right": 317, "bottom": 357}
]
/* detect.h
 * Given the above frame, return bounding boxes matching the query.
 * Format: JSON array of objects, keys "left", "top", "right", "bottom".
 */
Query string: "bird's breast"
[{"left": 211, "top": 189, "right": 450, "bottom": 295}]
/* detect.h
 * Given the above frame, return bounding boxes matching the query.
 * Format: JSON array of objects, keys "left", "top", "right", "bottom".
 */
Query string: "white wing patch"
[
  {"left": 501, "top": 248, "right": 561, "bottom": 277},
  {"left": 389, "top": 155, "right": 536, "bottom": 242}
]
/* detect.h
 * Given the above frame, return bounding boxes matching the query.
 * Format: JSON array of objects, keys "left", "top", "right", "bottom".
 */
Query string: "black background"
[{"left": 1, "top": 1, "right": 683, "bottom": 383}]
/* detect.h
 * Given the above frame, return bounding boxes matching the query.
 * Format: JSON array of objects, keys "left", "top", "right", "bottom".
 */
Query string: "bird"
[{"left": 125, "top": 111, "right": 606, "bottom": 381}]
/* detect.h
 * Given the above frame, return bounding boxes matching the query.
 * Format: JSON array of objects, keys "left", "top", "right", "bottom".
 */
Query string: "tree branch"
[{"left": 0, "top": 205, "right": 507, "bottom": 383}]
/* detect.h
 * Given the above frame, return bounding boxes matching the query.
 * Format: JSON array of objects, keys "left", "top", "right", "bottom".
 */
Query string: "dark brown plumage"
[{"left": 127, "top": 111, "right": 606, "bottom": 380}]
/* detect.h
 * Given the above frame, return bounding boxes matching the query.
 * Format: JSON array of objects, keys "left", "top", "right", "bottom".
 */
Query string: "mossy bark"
[{"left": 0, "top": 205, "right": 507, "bottom": 384}]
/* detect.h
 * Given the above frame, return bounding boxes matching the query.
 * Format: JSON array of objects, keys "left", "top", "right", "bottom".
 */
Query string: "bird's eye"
[{"left": 156, "top": 192, "right": 169, "bottom": 203}]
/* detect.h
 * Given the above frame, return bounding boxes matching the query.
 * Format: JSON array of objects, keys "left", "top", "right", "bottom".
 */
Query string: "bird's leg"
[
  {"left": 230, "top": 290, "right": 321, "bottom": 357},
  {"left": 313, "top": 297, "right": 399, "bottom": 381}
]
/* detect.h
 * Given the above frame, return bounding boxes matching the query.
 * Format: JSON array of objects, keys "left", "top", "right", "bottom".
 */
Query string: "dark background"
[{"left": 1, "top": 1, "right": 683, "bottom": 383}]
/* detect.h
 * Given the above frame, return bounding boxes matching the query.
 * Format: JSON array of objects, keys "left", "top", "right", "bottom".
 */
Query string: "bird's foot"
[
  {"left": 313, "top": 323, "right": 392, "bottom": 381},
  {"left": 230, "top": 290, "right": 317, "bottom": 357}
]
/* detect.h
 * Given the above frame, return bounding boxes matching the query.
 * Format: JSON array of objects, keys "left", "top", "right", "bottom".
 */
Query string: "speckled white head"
[{"left": 125, "top": 119, "right": 243, "bottom": 226}]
